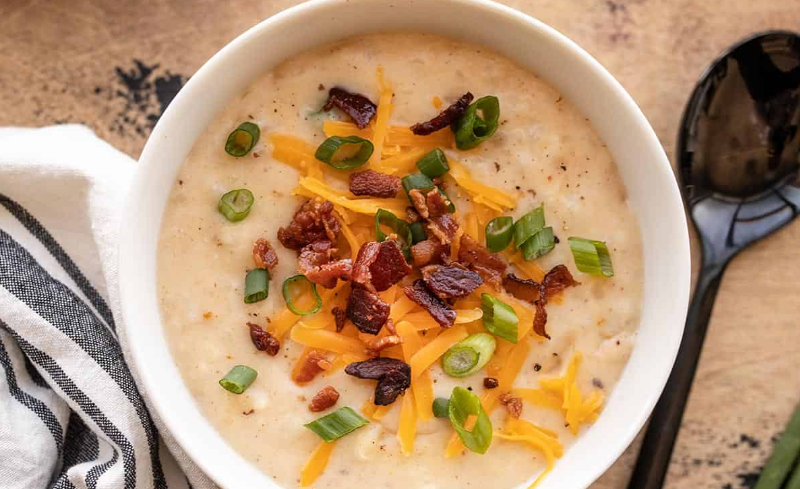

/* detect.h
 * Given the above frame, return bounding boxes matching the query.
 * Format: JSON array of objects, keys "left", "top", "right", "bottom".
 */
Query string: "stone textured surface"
[{"left": 2, "top": 1, "right": 799, "bottom": 488}]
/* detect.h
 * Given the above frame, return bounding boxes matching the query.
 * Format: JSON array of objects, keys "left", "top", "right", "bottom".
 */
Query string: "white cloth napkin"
[{"left": 0, "top": 125, "right": 215, "bottom": 489}]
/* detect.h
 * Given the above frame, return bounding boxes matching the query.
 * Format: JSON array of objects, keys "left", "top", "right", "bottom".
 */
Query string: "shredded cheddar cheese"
[
  {"left": 408, "top": 326, "right": 468, "bottom": 380},
  {"left": 432, "top": 96, "right": 443, "bottom": 109},
  {"left": 396, "top": 321, "right": 435, "bottom": 421},
  {"left": 290, "top": 327, "right": 368, "bottom": 358},
  {"left": 535, "top": 353, "right": 605, "bottom": 435},
  {"left": 295, "top": 177, "right": 407, "bottom": 216},
  {"left": 397, "top": 391, "right": 417, "bottom": 455},
  {"left": 369, "top": 66, "right": 394, "bottom": 165},
  {"left": 322, "top": 120, "right": 452, "bottom": 149},
  {"left": 300, "top": 440, "right": 336, "bottom": 487},
  {"left": 448, "top": 161, "right": 517, "bottom": 210},
  {"left": 402, "top": 308, "right": 483, "bottom": 331}
]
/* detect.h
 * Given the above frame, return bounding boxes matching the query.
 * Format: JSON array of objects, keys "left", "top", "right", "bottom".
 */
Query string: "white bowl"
[{"left": 119, "top": 0, "right": 691, "bottom": 487}]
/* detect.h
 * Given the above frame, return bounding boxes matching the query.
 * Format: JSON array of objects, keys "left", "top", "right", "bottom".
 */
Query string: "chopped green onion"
[
  {"left": 225, "top": 122, "right": 260, "bottom": 157},
  {"left": 409, "top": 221, "right": 427, "bottom": 244},
  {"left": 437, "top": 186, "right": 457, "bottom": 214},
  {"left": 304, "top": 407, "right": 370, "bottom": 442},
  {"left": 568, "top": 237, "right": 614, "bottom": 277},
  {"left": 448, "top": 386, "right": 493, "bottom": 454},
  {"left": 513, "top": 205, "right": 545, "bottom": 249},
  {"left": 416, "top": 148, "right": 450, "bottom": 178},
  {"left": 219, "top": 365, "right": 257, "bottom": 394},
  {"left": 375, "top": 209, "right": 412, "bottom": 259},
  {"left": 432, "top": 397, "right": 451, "bottom": 419},
  {"left": 752, "top": 402, "right": 800, "bottom": 489},
  {"left": 451, "top": 96, "right": 500, "bottom": 150},
  {"left": 282, "top": 275, "right": 322, "bottom": 315},
  {"left": 441, "top": 333, "right": 497, "bottom": 378},
  {"left": 218, "top": 189, "right": 255, "bottom": 222},
  {"left": 522, "top": 226, "right": 555, "bottom": 260},
  {"left": 485, "top": 216, "right": 514, "bottom": 252},
  {"left": 481, "top": 293, "right": 519, "bottom": 343},
  {"left": 401, "top": 173, "right": 436, "bottom": 198},
  {"left": 315, "top": 135, "right": 374, "bottom": 170},
  {"left": 244, "top": 269, "right": 269, "bottom": 304}
]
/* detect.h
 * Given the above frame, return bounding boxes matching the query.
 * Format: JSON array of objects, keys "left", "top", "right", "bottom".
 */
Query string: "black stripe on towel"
[
  {"left": 0, "top": 193, "right": 117, "bottom": 330},
  {"left": 51, "top": 412, "right": 102, "bottom": 489}
]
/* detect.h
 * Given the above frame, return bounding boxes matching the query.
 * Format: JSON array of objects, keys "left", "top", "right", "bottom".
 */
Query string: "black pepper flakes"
[{"left": 533, "top": 363, "right": 542, "bottom": 372}]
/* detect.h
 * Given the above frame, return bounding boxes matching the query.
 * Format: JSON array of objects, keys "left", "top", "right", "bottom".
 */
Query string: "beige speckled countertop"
[{"left": 2, "top": 1, "right": 798, "bottom": 488}]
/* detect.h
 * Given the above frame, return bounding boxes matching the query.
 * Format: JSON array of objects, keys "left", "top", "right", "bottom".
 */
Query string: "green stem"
[{"left": 754, "top": 400, "right": 800, "bottom": 489}]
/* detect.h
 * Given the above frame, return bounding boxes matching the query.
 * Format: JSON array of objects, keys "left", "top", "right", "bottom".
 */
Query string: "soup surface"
[{"left": 158, "top": 33, "right": 643, "bottom": 489}]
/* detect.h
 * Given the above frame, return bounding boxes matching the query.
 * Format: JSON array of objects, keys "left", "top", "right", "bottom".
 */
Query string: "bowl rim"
[{"left": 121, "top": 1, "right": 691, "bottom": 488}]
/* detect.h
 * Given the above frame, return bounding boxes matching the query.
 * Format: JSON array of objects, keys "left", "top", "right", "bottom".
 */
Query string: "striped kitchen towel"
[{"left": 0, "top": 125, "right": 215, "bottom": 489}]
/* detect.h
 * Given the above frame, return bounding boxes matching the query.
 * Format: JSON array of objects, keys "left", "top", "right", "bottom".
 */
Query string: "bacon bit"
[
  {"left": 425, "top": 189, "right": 451, "bottom": 218},
  {"left": 349, "top": 170, "right": 401, "bottom": 198},
  {"left": 502, "top": 273, "right": 542, "bottom": 302},
  {"left": 332, "top": 306, "right": 347, "bottom": 332},
  {"left": 503, "top": 267, "right": 579, "bottom": 340},
  {"left": 384, "top": 318, "right": 397, "bottom": 335},
  {"left": 323, "top": 87, "right": 377, "bottom": 129},
  {"left": 345, "top": 357, "right": 411, "bottom": 405},
  {"left": 352, "top": 240, "right": 411, "bottom": 293},
  {"left": 410, "top": 239, "right": 444, "bottom": 267},
  {"left": 202, "top": 312, "right": 213, "bottom": 319},
  {"left": 403, "top": 279, "right": 456, "bottom": 328},
  {"left": 408, "top": 189, "right": 429, "bottom": 219},
  {"left": 499, "top": 393, "right": 523, "bottom": 418},
  {"left": 410, "top": 92, "right": 474, "bottom": 135},
  {"left": 366, "top": 334, "right": 402, "bottom": 356},
  {"left": 483, "top": 377, "right": 499, "bottom": 389},
  {"left": 292, "top": 350, "right": 329, "bottom": 384},
  {"left": 248, "top": 322, "right": 281, "bottom": 356},
  {"left": 252, "top": 238, "right": 279, "bottom": 270},
  {"left": 426, "top": 214, "right": 459, "bottom": 245},
  {"left": 346, "top": 286, "right": 390, "bottom": 335},
  {"left": 421, "top": 264, "right": 483, "bottom": 299},
  {"left": 297, "top": 240, "right": 353, "bottom": 289},
  {"left": 458, "top": 234, "right": 507, "bottom": 288},
  {"left": 533, "top": 300, "right": 549, "bottom": 339},
  {"left": 243, "top": 409, "right": 255, "bottom": 415},
  {"left": 277, "top": 199, "right": 340, "bottom": 250},
  {"left": 541, "top": 265, "right": 580, "bottom": 298},
  {"left": 309, "top": 386, "right": 340, "bottom": 412}
]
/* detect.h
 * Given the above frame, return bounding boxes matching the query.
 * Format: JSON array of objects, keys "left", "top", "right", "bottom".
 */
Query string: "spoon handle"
[{"left": 627, "top": 263, "right": 726, "bottom": 489}]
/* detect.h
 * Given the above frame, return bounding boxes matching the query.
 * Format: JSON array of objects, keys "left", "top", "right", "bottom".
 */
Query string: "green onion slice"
[
  {"left": 485, "top": 216, "right": 514, "bottom": 252},
  {"left": 448, "top": 386, "right": 493, "bottom": 454},
  {"left": 441, "top": 333, "right": 497, "bottom": 378},
  {"left": 225, "top": 122, "right": 260, "bottom": 157},
  {"left": 522, "top": 226, "right": 555, "bottom": 261},
  {"left": 218, "top": 189, "right": 255, "bottom": 222},
  {"left": 244, "top": 269, "right": 269, "bottom": 304},
  {"left": 375, "top": 209, "right": 412, "bottom": 259},
  {"left": 409, "top": 221, "right": 427, "bottom": 245},
  {"left": 416, "top": 148, "right": 450, "bottom": 178},
  {"left": 451, "top": 96, "right": 500, "bottom": 150},
  {"left": 568, "top": 237, "right": 614, "bottom": 277},
  {"left": 219, "top": 365, "right": 258, "bottom": 394},
  {"left": 304, "top": 406, "right": 370, "bottom": 442},
  {"left": 481, "top": 293, "right": 519, "bottom": 343},
  {"left": 282, "top": 275, "right": 322, "bottom": 315},
  {"left": 438, "top": 186, "right": 457, "bottom": 214},
  {"left": 432, "top": 397, "right": 451, "bottom": 419},
  {"left": 315, "top": 135, "right": 374, "bottom": 170},
  {"left": 401, "top": 173, "right": 436, "bottom": 198},
  {"left": 513, "top": 205, "right": 545, "bottom": 249}
]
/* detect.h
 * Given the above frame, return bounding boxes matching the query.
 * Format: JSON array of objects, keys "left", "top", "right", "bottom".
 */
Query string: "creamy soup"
[{"left": 158, "top": 33, "right": 643, "bottom": 489}]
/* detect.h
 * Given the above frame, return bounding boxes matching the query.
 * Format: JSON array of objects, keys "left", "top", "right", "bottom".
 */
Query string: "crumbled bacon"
[
  {"left": 425, "top": 189, "right": 451, "bottom": 218},
  {"left": 499, "top": 393, "right": 523, "bottom": 418},
  {"left": 541, "top": 265, "right": 580, "bottom": 298},
  {"left": 292, "top": 350, "right": 330, "bottom": 384},
  {"left": 277, "top": 199, "right": 340, "bottom": 250},
  {"left": 502, "top": 267, "right": 578, "bottom": 340},
  {"left": 346, "top": 286, "right": 390, "bottom": 335},
  {"left": 332, "top": 306, "right": 347, "bottom": 332},
  {"left": 458, "top": 234, "right": 507, "bottom": 287},
  {"left": 421, "top": 264, "right": 483, "bottom": 299},
  {"left": 411, "top": 239, "right": 445, "bottom": 267},
  {"left": 408, "top": 189, "right": 429, "bottom": 219},
  {"left": 425, "top": 214, "right": 459, "bottom": 245},
  {"left": 351, "top": 240, "right": 411, "bottom": 293},
  {"left": 248, "top": 322, "right": 281, "bottom": 356},
  {"left": 484, "top": 377, "right": 499, "bottom": 389},
  {"left": 252, "top": 238, "right": 279, "bottom": 270},
  {"left": 349, "top": 170, "right": 401, "bottom": 198},
  {"left": 403, "top": 279, "right": 456, "bottom": 328},
  {"left": 533, "top": 300, "right": 549, "bottom": 340},
  {"left": 502, "top": 273, "right": 542, "bottom": 303},
  {"left": 410, "top": 92, "right": 474, "bottom": 135},
  {"left": 365, "top": 335, "right": 402, "bottom": 356},
  {"left": 345, "top": 357, "right": 411, "bottom": 405},
  {"left": 323, "top": 87, "right": 378, "bottom": 129},
  {"left": 309, "top": 386, "right": 340, "bottom": 412},
  {"left": 297, "top": 240, "right": 352, "bottom": 289}
]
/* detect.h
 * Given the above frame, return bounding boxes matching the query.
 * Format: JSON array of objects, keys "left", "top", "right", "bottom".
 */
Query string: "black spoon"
[{"left": 628, "top": 31, "right": 800, "bottom": 489}]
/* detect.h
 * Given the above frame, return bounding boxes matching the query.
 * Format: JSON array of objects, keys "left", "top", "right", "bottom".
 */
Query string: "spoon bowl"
[{"left": 629, "top": 30, "right": 800, "bottom": 489}]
